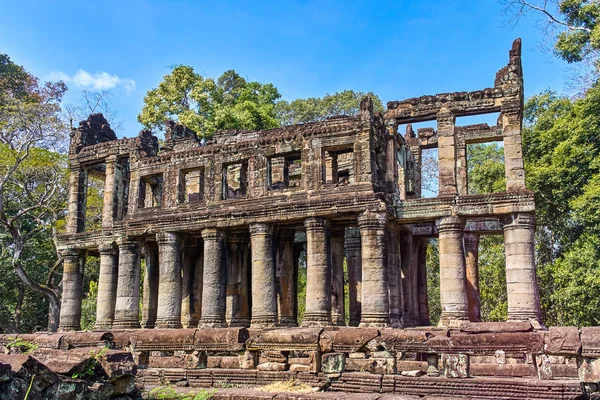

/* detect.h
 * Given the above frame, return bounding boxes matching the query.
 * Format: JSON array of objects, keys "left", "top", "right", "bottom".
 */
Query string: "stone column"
[
  {"left": 66, "top": 167, "right": 87, "bottom": 233},
  {"left": 502, "top": 107, "right": 527, "bottom": 191},
  {"left": 464, "top": 233, "right": 481, "bottom": 322},
  {"left": 358, "top": 212, "right": 389, "bottom": 327},
  {"left": 58, "top": 249, "right": 83, "bottom": 331},
  {"left": 182, "top": 241, "right": 201, "bottom": 328},
  {"left": 276, "top": 229, "right": 297, "bottom": 327},
  {"left": 302, "top": 217, "right": 332, "bottom": 327},
  {"left": 113, "top": 240, "right": 141, "bottom": 329},
  {"left": 95, "top": 244, "right": 118, "bottom": 329},
  {"left": 503, "top": 213, "right": 541, "bottom": 322},
  {"left": 141, "top": 241, "right": 159, "bottom": 329},
  {"left": 250, "top": 223, "right": 278, "bottom": 327},
  {"left": 156, "top": 232, "right": 182, "bottom": 328},
  {"left": 227, "top": 234, "right": 250, "bottom": 327},
  {"left": 199, "top": 229, "right": 226, "bottom": 328},
  {"left": 331, "top": 227, "right": 346, "bottom": 326},
  {"left": 437, "top": 216, "right": 469, "bottom": 327},
  {"left": 399, "top": 232, "right": 417, "bottom": 326},
  {"left": 416, "top": 238, "right": 431, "bottom": 326},
  {"left": 102, "top": 156, "right": 117, "bottom": 230},
  {"left": 345, "top": 228, "right": 362, "bottom": 327},
  {"left": 437, "top": 107, "right": 458, "bottom": 196},
  {"left": 387, "top": 225, "right": 402, "bottom": 327}
]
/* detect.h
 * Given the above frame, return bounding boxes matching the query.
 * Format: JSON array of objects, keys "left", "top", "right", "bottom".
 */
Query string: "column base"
[
  {"left": 198, "top": 318, "right": 227, "bottom": 328},
  {"left": 437, "top": 315, "right": 468, "bottom": 329},
  {"left": 94, "top": 321, "right": 113, "bottom": 330},
  {"left": 228, "top": 319, "right": 250, "bottom": 328},
  {"left": 141, "top": 321, "right": 156, "bottom": 329},
  {"left": 277, "top": 317, "right": 298, "bottom": 327},
  {"left": 331, "top": 315, "right": 345, "bottom": 326},
  {"left": 359, "top": 314, "right": 389, "bottom": 328},
  {"left": 112, "top": 320, "right": 141, "bottom": 329},
  {"left": 251, "top": 317, "right": 278, "bottom": 328},
  {"left": 58, "top": 324, "right": 80, "bottom": 332},
  {"left": 155, "top": 318, "right": 183, "bottom": 329},
  {"left": 183, "top": 319, "right": 199, "bottom": 329},
  {"left": 301, "top": 313, "right": 332, "bottom": 327}
]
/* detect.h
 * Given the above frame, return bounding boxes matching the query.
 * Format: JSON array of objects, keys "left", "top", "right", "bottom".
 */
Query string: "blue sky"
[{"left": 0, "top": 0, "right": 570, "bottom": 137}]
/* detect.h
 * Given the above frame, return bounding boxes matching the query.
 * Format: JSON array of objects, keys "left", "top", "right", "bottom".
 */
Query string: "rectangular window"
[
  {"left": 268, "top": 153, "right": 302, "bottom": 190},
  {"left": 324, "top": 149, "right": 354, "bottom": 185},
  {"left": 138, "top": 173, "right": 163, "bottom": 208},
  {"left": 179, "top": 167, "right": 204, "bottom": 203},
  {"left": 222, "top": 161, "right": 248, "bottom": 199}
]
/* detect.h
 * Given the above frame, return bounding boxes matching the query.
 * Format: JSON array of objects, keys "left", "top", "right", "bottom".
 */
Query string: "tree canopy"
[{"left": 138, "top": 67, "right": 281, "bottom": 136}]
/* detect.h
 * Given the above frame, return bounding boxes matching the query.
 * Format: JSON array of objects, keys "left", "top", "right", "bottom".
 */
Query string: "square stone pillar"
[
  {"left": 66, "top": 167, "right": 87, "bottom": 234},
  {"left": 464, "top": 233, "right": 481, "bottom": 322},
  {"left": 95, "top": 243, "right": 118, "bottom": 329},
  {"left": 302, "top": 217, "right": 332, "bottom": 327},
  {"left": 113, "top": 240, "right": 141, "bottom": 329},
  {"left": 358, "top": 212, "right": 389, "bottom": 327},
  {"left": 58, "top": 249, "right": 83, "bottom": 331},
  {"left": 102, "top": 156, "right": 117, "bottom": 230},
  {"left": 141, "top": 241, "right": 159, "bottom": 329},
  {"left": 276, "top": 229, "right": 297, "bottom": 327},
  {"left": 345, "top": 228, "right": 362, "bottom": 327},
  {"left": 250, "top": 223, "right": 278, "bottom": 327},
  {"left": 199, "top": 228, "right": 227, "bottom": 328},
  {"left": 156, "top": 232, "right": 183, "bottom": 328},
  {"left": 182, "top": 240, "right": 202, "bottom": 328},
  {"left": 387, "top": 225, "right": 403, "bottom": 327},
  {"left": 502, "top": 213, "right": 541, "bottom": 323},
  {"left": 331, "top": 227, "right": 346, "bottom": 326},
  {"left": 416, "top": 238, "right": 431, "bottom": 326},
  {"left": 227, "top": 234, "right": 250, "bottom": 327},
  {"left": 437, "top": 216, "right": 469, "bottom": 327},
  {"left": 399, "top": 232, "right": 418, "bottom": 326},
  {"left": 502, "top": 107, "right": 527, "bottom": 191},
  {"left": 437, "top": 107, "right": 458, "bottom": 196}
]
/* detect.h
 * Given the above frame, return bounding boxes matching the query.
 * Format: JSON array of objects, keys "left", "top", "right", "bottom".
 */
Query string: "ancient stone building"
[{"left": 57, "top": 38, "right": 539, "bottom": 333}]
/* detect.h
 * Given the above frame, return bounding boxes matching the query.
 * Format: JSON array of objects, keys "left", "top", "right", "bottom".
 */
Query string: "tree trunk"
[
  {"left": 47, "top": 296, "right": 60, "bottom": 332},
  {"left": 14, "top": 284, "right": 24, "bottom": 331}
]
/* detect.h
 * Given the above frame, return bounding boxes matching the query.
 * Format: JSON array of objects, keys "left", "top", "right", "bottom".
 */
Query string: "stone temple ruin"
[{"left": 6, "top": 39, "right": 596, "bottom": 398}]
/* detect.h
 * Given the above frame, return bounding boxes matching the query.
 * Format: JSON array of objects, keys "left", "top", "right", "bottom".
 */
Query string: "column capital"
[
  {"left": 304, "top": 217, "right": 330, "bottom": 231},
  {"left": 436, "top": 107, "right": 455, "bottom": 127},
  {"left": 157, "top": 231, "right": 180, "bottom": 245},
  {"left": 117, "top": 239, "right": 140, "bottom": 251},
  {"left": 98, "top": 243, "right": 116, "bottom": 255},
  {"left": 330, "top": 226, "right": 345, "bottom": 238},
  {"left": 357, "top": 212, "right": 387, "bottom": 230},
  {"left": 502, "top": 212, "right": 535, "bottom": 229},
  {"left": 61, "top": 248, "right": 79, "bottom": 259},
  {"left": 249, "top": 222, "right": 273, "bottom": 236},
  {"left": 463, "top": 232, "right": 480, "bottom": 247},
  {"left": 437, "top": 216, "right": 466, "bottom": 232},
  {"left": 201, "top": 228, "right": 224, "bottom": 241}
]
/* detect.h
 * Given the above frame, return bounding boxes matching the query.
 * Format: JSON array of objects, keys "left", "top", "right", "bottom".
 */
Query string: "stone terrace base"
[{"left": 144, "top": 385, "right": 581, "bottom": 400}]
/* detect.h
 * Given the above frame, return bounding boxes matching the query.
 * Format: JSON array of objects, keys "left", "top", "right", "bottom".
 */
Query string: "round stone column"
[
  {"left": 58, "top": 249, "right": 83, "bottom": 331},
  {"left": 199, "top": 228, "right": 226, "bottom": 328},
  {"left": 437, "top": 216, "right": 469, "bottom": 327},
  {"left": 331, "top": 227, "right": 346, "bottom": 326},
  {"left": 113, "top": 240, "right": 141, "bottom": 329},
  {"left": 464, "top": 233, "right": 481, "bottom": 322},
  {"left": 95, "top": 243, "right": 118, "bottom": 329},
  {"left": 358, "top": 212, "right": 389, "bottom": 327},
  {"left": 503, "top": 213, "right": 541, "bottom": 322},
  {"left": 250, "top": 223, "right": 278, "bottom": 327},
  {"left": 302, "top": 217, "right": 332, "bottom": 327},
  {"left": 345, "top": 228, "right": 362, "bottom": 327},
  {"left": 276, "top": 229, "right": 297, "bottom": 327},
  {"left": 156, "top": 232, "right": 183, "bottom": 328}
]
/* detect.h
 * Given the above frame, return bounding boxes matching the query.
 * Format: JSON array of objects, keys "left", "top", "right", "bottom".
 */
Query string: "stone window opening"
[
  {"left": 420, "top": 147, "right": 438, "bottom": 198},
  {"left": 179, "top": 167, "right": 205, "bottom": 203},
  {"left": 466, "top": 141, "right": 505, "bottom": 195},
  {"left": 84, "top": 164, "right": 105, "bottom": 231},
  {"left": 222, "top": 161, "right": 248, "bottom": 200},
  {"left": 267, "top": 153, "right": 302, "bottom": 190},
  {"left": 138, "top": 173, "right": 164, "bottom": 208},
  {"left": 324, "top": 148, "right": 354, "bottom": 185}
]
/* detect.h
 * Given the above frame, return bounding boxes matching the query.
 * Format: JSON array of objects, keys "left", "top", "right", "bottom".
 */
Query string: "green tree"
[
  {"left": 275, "top": 90, "right": 384, "bottom": 125},
  {"left": 523, "top": 87, "right": 600, "bottom": 326},
  {"left": 0, "top": 54, "right": 68, "bottom": 332},
  {"left": 138, "top": 67, "right": 281, "bottom": 137}
]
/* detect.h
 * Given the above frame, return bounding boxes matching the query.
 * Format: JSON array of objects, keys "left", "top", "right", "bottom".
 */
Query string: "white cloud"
[{"left": 48, "top": 69, "right": 136, "bottom": 94}]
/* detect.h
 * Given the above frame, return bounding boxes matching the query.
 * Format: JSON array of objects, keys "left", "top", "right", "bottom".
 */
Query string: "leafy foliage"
[
  {"left": 6, "top": 337, "right": 38, "bottom": 354},
  {"left": 138, "top": 67, "right": 281, "bottom": 137},
  {"left": 275, "top": 90, "right": 384, "bottom": 126}
]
